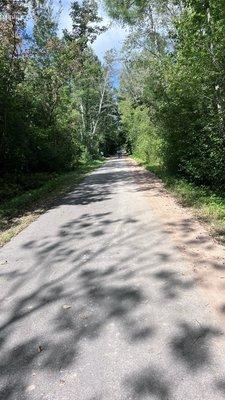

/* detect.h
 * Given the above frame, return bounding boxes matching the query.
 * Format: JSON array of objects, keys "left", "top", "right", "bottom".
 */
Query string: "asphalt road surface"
[{"left": 1, "top": 158, "right": 225, "bottom": 400}]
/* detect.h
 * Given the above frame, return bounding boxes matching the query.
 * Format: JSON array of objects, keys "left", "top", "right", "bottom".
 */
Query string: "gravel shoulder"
[{"left": 130, "top": 157, "right": 225, "bottom": 320}]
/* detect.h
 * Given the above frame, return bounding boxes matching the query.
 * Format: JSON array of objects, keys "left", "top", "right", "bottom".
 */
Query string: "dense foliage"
[
  {"left": 2, "top": 0, "right": 225, "bottom": 189},
  {"left": 0, "top": 0, "right": 119, "bottom": 174},
  {"left": 105, "top": 0, "right": 225, "bottom": 187}
]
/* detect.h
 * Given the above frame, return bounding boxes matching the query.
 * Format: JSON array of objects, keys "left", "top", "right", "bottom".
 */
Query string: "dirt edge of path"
[{"left": 129, "top": 157, "right": 225, "bottom": 323}]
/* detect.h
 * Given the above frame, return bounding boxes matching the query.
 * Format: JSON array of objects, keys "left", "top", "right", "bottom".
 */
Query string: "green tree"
[
  {"left": 105, "top": 0, "right": 225, "bottom": 186},
  {"left": 0, "top": 0, "right": 122, "bottom": 175}
]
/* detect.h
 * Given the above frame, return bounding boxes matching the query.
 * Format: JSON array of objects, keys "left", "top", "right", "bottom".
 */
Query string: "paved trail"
[{"left": 1, "top": 158, "right": 225, "bottom": 400}]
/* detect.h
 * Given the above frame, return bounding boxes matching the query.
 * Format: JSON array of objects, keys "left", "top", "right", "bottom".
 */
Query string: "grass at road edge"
[
  {"left": 134, "top": 157, "right": 225, "bottom": 244},
  {"left": 0, "top": 159, "right": 104, "bottom": 246}
]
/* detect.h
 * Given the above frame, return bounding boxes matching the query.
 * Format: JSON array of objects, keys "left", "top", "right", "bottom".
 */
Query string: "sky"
[{"left": 56, "top": 0, "right": 128, "bottom": 63}]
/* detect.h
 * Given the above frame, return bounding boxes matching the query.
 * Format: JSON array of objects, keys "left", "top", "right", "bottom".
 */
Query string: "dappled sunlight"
[{"left": 0, "top": 158, "right": 225, "bottom": 399}]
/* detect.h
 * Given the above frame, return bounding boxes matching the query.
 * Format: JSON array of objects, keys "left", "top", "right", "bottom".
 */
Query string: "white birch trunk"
[
  {"left": 207, "top": 4, "right": 223, "bottom": 127},
  {"left": 91, "top": 69, "right": 109, "bottom": 139}
]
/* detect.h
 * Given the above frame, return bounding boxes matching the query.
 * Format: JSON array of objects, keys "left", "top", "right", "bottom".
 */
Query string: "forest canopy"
[
  {"left": 0, "top": 0, "right": 121, "bottom": 174},
  {"left": 104, "top": 0, "right": 225, "bottom": 187},
  {"left": 1, "top": 0, "right": 225, "bottom": 189}
]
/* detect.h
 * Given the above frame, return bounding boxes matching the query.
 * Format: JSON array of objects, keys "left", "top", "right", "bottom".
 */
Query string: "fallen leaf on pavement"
[
  {"left": 62, "top": 305, "right": 71, "bottom": 310},
  {"left": 26, "top": 385, "right": 35, "bottom": 392},
  {"left": 37, "top": 345, "right": 44, "bottom": 353},
  {"left": 80, "top": 314, "right": 88, "bottom": 319}
]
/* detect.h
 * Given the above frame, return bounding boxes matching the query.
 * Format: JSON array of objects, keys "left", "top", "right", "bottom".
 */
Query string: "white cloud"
[
  {"left": 56, "top": 0, "right": 72, "bottom": 33},
  {"left": 91, "top": 24, "right": 128, "bottom": 62},
  {"left": 91, "top": 2, "right": 128, "bottom": 62},
  {"left": 55, "top": 0, "right": 128, "bottom": 62}
]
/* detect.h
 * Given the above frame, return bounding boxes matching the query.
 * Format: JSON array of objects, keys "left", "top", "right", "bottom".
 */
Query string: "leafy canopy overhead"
[
  {"left": 0, "top": 0, "right": 121, "bottom": 174},
  {"left": 104, "top": 0, "right": 225, "bottom": 186}
]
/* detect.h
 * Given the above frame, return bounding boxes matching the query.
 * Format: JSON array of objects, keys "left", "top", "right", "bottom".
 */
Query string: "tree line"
[
  {"left": 0, "top": 0, "right": 121, "bottom": 174},
  {"left": 104, "top": 0, "right": 225, "bottom": 187}
]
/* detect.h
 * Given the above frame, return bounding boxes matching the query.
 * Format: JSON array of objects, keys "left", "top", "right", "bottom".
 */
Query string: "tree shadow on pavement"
[
  {"left": 215, "top": 380, "right": 225, "bottom": 396},
  {"left": 170, "top": 322, "right": 222, "bottom": 371},
  {"left": 0, "top": 158, "right": 224, "bottom": 399},
  {"left": 0, "top": 211, "right": 155, "bottom": 398},
  {"left": 125, "top": 367, "right": 171, "bottom": 400},
  {"left": 153, "top": 269, "right": 196, "bottom": 299}
]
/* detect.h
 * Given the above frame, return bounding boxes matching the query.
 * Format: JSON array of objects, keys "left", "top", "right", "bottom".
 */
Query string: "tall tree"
[
  {"left": 105, "top": 0, "right": 225, "bottom": 185},
  {"left": 0, "top": 0, "right": 29, "bottom": 171}
]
